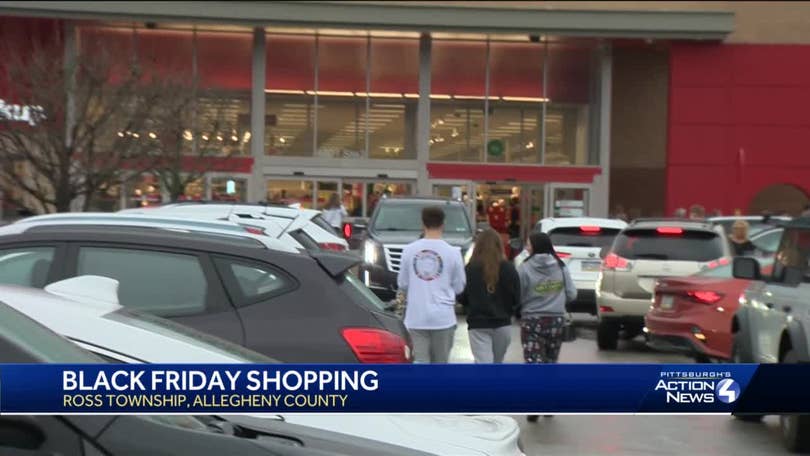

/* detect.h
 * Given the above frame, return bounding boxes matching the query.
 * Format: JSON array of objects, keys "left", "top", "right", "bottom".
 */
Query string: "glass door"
[
  {"left": 314, "top": 180, "right": 341, "bottom": 210},
  {"left": 522, "top": 185, "right": 545, "bottom": 241},
  {"left": 547, "top": 184, "right": 590, "bottom": 218}
]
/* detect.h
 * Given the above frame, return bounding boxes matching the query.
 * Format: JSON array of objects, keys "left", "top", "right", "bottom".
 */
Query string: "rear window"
[
  {"left": 288, "top": 229, "right": 321, "bottom": 251},
  {"left": 312, "top": 215, "right": 338, "bottom": 235},
  {"left": 339, "top": 273, "right": 388, "bottom": 312},
  {"left": 613, "top": 229, "right": 725, "bottom": 262},
  {"left": 549, "top": 227, "right": 621, "bottom": 248}
]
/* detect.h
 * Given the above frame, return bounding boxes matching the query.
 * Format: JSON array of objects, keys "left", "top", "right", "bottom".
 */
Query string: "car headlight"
[
  {"left": 364, "top": 240, "right": 380, "bottom": 264},
  {"left": 464, "top": 243, "right": 475, "bottom": 265}
]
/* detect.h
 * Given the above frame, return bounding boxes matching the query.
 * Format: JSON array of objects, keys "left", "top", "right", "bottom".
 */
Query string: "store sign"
[
  {"left": 487, "top": 139, "right": 504, "bottom": 157},
  {"left": 0, "top": 99, "right": 45, "bottom": 126}
]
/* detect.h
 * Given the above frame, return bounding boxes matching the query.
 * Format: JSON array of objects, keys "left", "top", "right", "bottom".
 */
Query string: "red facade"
[{"left": 667, "top": 43, "right": 810, "bottom": 214}]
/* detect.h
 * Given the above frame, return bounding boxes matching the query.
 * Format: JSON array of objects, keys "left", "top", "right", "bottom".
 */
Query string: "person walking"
[
  {"left": 688, "top": 204, "right": 706, "bottom": 220},
  {"left": 459, "top": 229, "right": 521, "bottom": 364},
  {"left": 397, "top": 206, "right": 466, "bottom": 363},
  {"left": 517, "top": 231, "right": 576, "bottom": 422},
  {"left": 321, "top": 193, "right": 348, "bottom": 231},
  {"left": 729, "top": 220, "right": 756, "bottom": 257}
]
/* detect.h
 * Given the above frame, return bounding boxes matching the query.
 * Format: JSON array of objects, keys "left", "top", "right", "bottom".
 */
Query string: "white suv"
[
  {"left": 596, "top": 219, "right": 731, "bottom": 350},
  {"left": 121, "top": 203, "right": 349, "bottom": 252},
  {"left": 514, "top": 217, "right": 627, "bottom": 315}
]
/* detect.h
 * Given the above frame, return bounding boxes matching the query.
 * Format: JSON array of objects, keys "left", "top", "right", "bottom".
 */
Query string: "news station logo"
[{"left": 654, "top": 371, "right": 740, "bottom": 404}]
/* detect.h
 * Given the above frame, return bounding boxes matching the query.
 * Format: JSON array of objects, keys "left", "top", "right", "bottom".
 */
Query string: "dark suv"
[
  {"left": 0, "top": 223, "right": 411, "bottom": 363},
  {"left": 359, "top": 197, "right": 474, "bottom": 301}
]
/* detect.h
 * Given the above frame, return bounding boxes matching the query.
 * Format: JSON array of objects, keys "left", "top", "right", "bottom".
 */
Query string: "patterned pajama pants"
[{"left": 520, "top": 316, "right": 565, "bottom": 364}]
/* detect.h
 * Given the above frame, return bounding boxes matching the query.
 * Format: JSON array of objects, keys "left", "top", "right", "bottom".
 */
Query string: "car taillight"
[
  {"left": 656, "top": 227, "right": 683, "bottom": 235},
  {"left": 342, "top": 223, "right": 352, "bottom": 239},
  {"left": 341, "top": 328, "right": 411, "bottom": 363},
  {"left": 705, "top": 257, "right": 730, "bottom": 269},
  {"left": 557, "top": 251, "right": 572, "bottom": 259},
  {"left": 603, "top": 253, "right": 630, "bottom": 271},
  {"left": 580, "top": 225, "right": 602, "bottom": 233},
  {"left": 319, "top": 242, "right": 347, "bottom": 252},
  {"left": 686, "top": 290, "right": 724, "bottom": 304}
]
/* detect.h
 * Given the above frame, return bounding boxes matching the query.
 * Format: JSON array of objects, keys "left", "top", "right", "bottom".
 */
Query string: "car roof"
[
  {"left": 0, "top": 281, "right": 272, "bottom": 364},
  {"left": 0, "top": 223, "right": 309, "bottom": 259},
  {"left": 158, "top": 202, "right": 320, "bottom": 220},
  {"left": 539, "top": 217, "right": 627, "bottom": 230},
  {"left": 6, "top": 216, "right": 300, "bottom": 254},
  {"left": 708, "top": 215, "right": 792, "bottom": 222}
]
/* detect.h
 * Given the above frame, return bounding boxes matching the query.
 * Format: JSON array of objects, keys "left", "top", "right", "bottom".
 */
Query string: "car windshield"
[
  {"left": 104, "top": 309, "right": 274, "bottom": 363},
  {"left": 0, "top": 300, "right": 103, "bottom": 363},
  {"left": 613, "top": 229, "right": 725, "bottom": 262},
  {"left": 373, "top": 202, "right": 471, "bottom": 234},
  {"left": 549, "top": 227, "right": 622, "bottom": 248}
]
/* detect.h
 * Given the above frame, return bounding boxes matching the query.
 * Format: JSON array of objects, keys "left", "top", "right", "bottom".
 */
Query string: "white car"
[
  {"left": 10, "top": 212, "right": 301, "bottom": 254},
  {"left": 513, "top": 217, "right": 628, "bottom": 314},
  {"left": 2, "top": 275, "right": 523, "bottom": 456},
  {"left": 121, "top": 203, "right": 349, "bottom": 252}
]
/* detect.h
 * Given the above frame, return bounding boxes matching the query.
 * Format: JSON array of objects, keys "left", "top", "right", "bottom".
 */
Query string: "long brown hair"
[{"left": 470, "top": 228, "right": 504, "bottom": 294}]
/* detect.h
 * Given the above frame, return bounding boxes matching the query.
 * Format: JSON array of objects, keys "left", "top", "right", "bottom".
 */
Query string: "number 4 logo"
[{"left": 716, "top": 379, "right": 741, "bottom": 404}]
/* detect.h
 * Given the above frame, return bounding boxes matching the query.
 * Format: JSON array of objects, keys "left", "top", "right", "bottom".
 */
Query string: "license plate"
[
  {"left": 581, "top": 260, "right": 602, "bottom": 271},
  {"left": 660, "top": 295, "right": 674, "bottom": 310}
]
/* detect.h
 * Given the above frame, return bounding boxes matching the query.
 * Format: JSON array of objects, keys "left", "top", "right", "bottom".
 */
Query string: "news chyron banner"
[{"left": 0, "top": 364, "right": 804, "bottom": 414}]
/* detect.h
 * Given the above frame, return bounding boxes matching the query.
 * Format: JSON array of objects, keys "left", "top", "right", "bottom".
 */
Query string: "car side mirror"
[
  {"left": 599, "top": 246, "right": 610, "bottom": 259},
  {"left": 733, "top": 256, "right": 761, "bottom": 280}
]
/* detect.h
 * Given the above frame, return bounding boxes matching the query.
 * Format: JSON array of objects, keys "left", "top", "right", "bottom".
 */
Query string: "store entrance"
[{"left": 474, "top": 182, "right": 590, "bottom": 250}]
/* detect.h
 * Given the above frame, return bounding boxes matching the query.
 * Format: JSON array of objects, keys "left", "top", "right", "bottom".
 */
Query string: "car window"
[
  {"left": 0, "top": 246, "right": 55, "bottom": 288},
  {"left": 312, "top": 215, "right": 338, "bottom": 235},
  {"left": 613, "top": 229, "right": 725, "bottom": 262},
  {"left": 373, "top": 202, "right": 471, "bottom": 234},
  {"left": 548, "top": 227, "right": 621, "bottom": 248},
  {"left": 214, "top": 257, "right": 296, "bottom": 302},
  {"left": 339, "top": 273, "right": 388, "bottom": 311},
  {"left": 77, "top": 247, "right": 208, "bottom": 316},
  {"left": 752, "top": 229, "right": 783, "bottom": 254},
  {"left": 772, "top": 228, "right": 810, "bottom": 284},
  {"left": 0, "top": 300, "right": 102, "bottom": 363},
  {"left": 288, "top": 229, "right": 321, "bottom": 251}
]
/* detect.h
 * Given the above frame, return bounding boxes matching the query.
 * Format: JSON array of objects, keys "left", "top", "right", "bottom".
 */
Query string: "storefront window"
[
  {"left": 430, "top": 40, "right": 486, "bottom": 162},
  {"left": 368, "top": 38, "right": 418, "bottom": 160},
  {"left": 266, "top": 34, "right": 316, "bottom": 156},
  {"left": 267, "top": 180, "right": 314, "bottom": 208},
  {"left": 211, "top": 177, "right": 247, "bottom": 202},
  {"left": 544, "top": 41, "right": 597, "bottom": 166},
  {"left": 182, "top": 179, "right": 205, "bottom": 201},
  {"left": 131, "top": 176, "right": 162, "bottom": 208}
]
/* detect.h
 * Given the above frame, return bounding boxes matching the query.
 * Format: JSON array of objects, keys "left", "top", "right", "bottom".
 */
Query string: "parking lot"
[{"left": 449, "top": 315, "right": 792, "bottom": 455}]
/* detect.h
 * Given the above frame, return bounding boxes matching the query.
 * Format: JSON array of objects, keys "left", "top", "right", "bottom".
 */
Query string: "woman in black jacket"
[{"left": 459, "top": 228, "right": 521, "bottom": 363}]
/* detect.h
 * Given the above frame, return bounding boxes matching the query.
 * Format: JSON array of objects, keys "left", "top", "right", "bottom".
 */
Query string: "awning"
[{"left": 0, "top": 1, "right": 734, "bottom": 40}]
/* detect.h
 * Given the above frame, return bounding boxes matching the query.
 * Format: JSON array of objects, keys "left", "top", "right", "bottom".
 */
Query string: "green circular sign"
[{"left": 487, "top": 139, "right": 504, "bottom": 157}]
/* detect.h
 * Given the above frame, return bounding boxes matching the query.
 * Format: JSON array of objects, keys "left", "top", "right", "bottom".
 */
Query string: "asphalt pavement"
[{"left": 449, "top": 315, "right": 793, "bottom": 456}]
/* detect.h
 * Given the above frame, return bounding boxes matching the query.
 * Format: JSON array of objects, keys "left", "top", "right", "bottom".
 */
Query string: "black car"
[
  {"left": 0, "top": 300, "right": 429, "bottom": 456},
  {"left": 0, "top": 223, "right": 411, "bottom": 363},
  {"left": 358, "top": 197, "right": 475, "bottom": 301}
]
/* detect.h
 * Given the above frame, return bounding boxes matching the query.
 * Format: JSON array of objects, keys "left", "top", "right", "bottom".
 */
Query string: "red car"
[{"left": 645, "top": 257, "right": 774, "bottom": 362}]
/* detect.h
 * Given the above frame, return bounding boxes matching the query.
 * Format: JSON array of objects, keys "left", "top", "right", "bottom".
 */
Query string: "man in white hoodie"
[{"left": 397, "top": 206, "right": 466, "bottom": 363}]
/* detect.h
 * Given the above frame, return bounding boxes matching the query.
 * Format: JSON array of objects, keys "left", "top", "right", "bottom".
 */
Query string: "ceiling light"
[
  {"left": 501, "top": 96, "right": 550, "bottom": 103},
  {"left": 231, "top": 135, "right": 239, "bottom": 141},
  {"left": 243, "top": 132, "right": 251, "bottom": 142},
  {"left": 148, "top": 132, "right": 157, "bottom": 139},
  {"left": 201, "top": 134, "right": 209, "bottom": 141},
  {"left": 132, "top": 132, "right": 140, "bottom": 139},
  {"left": 216, "top": 134, "right": 224, "bottom": 142},
  {"left": 279, "top": 137, "right": 287, "bottom": 144},
  {"left": 451, "top": 128, "right": 459, "bottom": 138},
  {"left": 183, "top": 130, "right": 193, "bottom": 141},
  {"left": 117, "top": 131, "right": 125, "bottom": 138}
]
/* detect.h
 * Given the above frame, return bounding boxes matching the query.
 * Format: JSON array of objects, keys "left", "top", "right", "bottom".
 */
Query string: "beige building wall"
[{"left": 370, "top": 2, "right": 810, "bottom": 44}]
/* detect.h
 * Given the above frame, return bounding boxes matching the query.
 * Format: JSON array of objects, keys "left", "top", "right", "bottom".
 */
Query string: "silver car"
[
  {"left": 733, "top": 219, "right": 810, "bottom": 452},
  {"left": 596, "top": 219, "right": 731, "bottom": 350}
]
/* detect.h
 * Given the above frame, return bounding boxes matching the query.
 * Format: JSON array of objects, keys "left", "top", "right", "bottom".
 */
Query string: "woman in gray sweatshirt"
[
  {"left": 518, "top": 231, "right": 577, "bottom": 363},
  {"left": 518, "top": 231, "right": 577, "bottom": 422}
]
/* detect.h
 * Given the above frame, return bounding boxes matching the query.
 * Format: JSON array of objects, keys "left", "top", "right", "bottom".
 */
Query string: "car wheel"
[
  {"left": 731, "top": 333, "right": 746, "bottom": 363},
  {"left": 597, "top": 320, "right": 619, "bottom": 350},
  {"left": 780, "top": 349, "right": 810, "bottom": 453}
]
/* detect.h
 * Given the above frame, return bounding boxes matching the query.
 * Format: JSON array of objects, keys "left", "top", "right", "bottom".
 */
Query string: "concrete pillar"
[
  {"left": 249, "top": 27, "right": 267, "bottom": 202},
  {"left": 415, "top": 33, "right": 432, "bottom": 196},
  {"left": 591, "top": 43, "right": 612, "bottom": 218}
]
